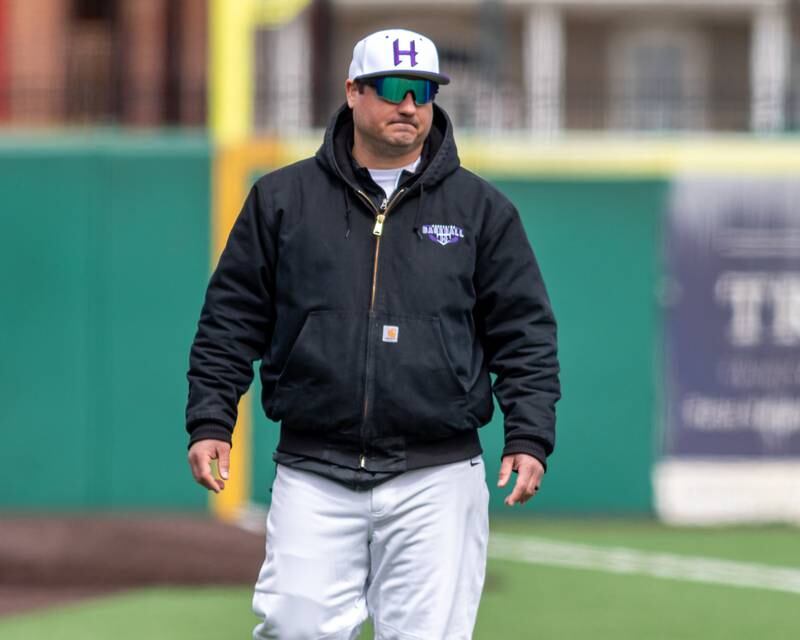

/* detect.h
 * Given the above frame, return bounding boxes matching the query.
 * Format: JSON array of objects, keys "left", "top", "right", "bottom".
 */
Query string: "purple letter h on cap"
[{"left": 393, "top": 39, "right": 418, "bottom": 67}]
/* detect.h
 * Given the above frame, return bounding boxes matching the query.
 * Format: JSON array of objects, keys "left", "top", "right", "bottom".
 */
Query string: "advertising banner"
[{"left": 657, "top": 176, "right": 800, "bottom": 523}]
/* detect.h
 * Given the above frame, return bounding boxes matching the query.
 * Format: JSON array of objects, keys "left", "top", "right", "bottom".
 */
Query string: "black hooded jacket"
[{"left": 186, "top": 103, "right": 560, "bottom": 483}]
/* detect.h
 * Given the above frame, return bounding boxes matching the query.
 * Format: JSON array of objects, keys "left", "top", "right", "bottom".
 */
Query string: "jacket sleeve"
[
  {"left": 185, "top": 183, "right": 278, "bottom": 446},
  {"left": 474, "top": 201, "right": 560, "bottom": 468}
]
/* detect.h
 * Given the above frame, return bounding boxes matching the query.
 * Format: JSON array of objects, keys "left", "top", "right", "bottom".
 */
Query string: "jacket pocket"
[
  {"left": 372, "top": 314, "right": 468, "bottom": 439},
  {"left": 267, "top": 310, "right": 364, "bottom": 431}
]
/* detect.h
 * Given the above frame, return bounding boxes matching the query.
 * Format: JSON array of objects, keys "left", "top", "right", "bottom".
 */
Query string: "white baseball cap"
[{"left": 348, "top": 28, "right": 450, "bottom": 85}]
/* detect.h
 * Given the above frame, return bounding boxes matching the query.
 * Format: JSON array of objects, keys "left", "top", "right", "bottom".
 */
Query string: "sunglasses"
[{"left": 365, "top": 76, "right": 439, "bottom": 105}]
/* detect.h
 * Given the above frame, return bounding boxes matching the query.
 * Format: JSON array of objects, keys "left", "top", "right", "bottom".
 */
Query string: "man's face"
[{"left": 346, "top": 77, "right": 434, "bottom": 157}]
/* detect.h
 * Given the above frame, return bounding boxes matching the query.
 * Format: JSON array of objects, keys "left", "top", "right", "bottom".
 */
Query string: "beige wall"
[
  {"left": 65, "top": 20, "right": 114, "bottom": 122},
  {"left": 564, "top": 16, "right": 609, "bottom": 129},
  {"left": 707, "top": 19, "right": 750, "bottom": 130},
  {"left": 9, "top": 0, "right": 68, "bottom": 123},
  {"left": 178, "top": 0, "right": 206, "bottom": 126},
  {"left": 564, "top": 11, "right": 751, "bottom": 130},
  {"left": 120, "top": 0, "right": 166, "bottom": 126}
]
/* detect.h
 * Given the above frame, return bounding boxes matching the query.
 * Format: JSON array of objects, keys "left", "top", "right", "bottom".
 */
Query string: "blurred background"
[
  {"left": 3, "top": 0, "right": 799, "bottom": 132},
  {"left": 1, "top": 1, "right": 799, "bottom": 639}
]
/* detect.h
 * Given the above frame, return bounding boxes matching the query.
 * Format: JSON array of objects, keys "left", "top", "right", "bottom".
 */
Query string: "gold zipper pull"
[{"left": 373, "top": 213, "right": 385, "bottom": 236}]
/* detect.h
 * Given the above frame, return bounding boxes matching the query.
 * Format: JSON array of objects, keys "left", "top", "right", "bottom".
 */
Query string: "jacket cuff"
[
  {"left": 501, "top": 439, "right": 548, "bottom": 472},
  {"left": 187, "top": 422, "right": 233, "bottom": 449}
]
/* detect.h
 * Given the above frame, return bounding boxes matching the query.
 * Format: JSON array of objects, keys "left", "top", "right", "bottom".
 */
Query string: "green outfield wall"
[
  {"left": 0, "top": 135, "right": 211, "bottom": 509},
  {"left": 0, "top": 135, "right": 662, "bottom": 513},
  {"left": 494, "top": 179, "right": 663, "bottom": 513}
]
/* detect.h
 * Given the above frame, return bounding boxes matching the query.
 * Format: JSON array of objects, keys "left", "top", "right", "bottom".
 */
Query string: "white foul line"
[{"left": 488, "top": 533, "right": 800, "bottom": 595}]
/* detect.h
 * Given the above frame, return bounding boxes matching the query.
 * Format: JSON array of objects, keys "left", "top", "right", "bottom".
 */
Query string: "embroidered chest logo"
[{"left": 421, "top": 224, "right": 464, "bottom": 246}]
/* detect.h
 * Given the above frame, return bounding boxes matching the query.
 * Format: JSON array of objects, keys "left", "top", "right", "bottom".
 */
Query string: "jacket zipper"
[{"left": 353, "top": 187, "right": 407, "bottom": 468}]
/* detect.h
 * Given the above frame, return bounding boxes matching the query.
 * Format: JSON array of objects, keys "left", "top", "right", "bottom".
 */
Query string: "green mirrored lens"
[{"left": 373, "top": 77, "right": 437, "bottom": 105}]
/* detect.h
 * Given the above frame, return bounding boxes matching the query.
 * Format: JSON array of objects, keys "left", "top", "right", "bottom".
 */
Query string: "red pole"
[{"left": 0, "top": 0, "right": 8, "bottom": 121}]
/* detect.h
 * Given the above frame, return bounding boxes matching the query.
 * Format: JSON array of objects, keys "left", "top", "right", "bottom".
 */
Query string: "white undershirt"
[{"left": 367, "top": 156, "right": 421, "bottom": 202}]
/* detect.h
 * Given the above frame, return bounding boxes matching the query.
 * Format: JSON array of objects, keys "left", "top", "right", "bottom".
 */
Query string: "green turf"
[
  {"left": 0, "top": 519, "right": 797, "bottom": 639},
  {"left": 0, "top": 587, "right": 255, "bottom": 640},
  {"left": 477, "top": 559, "right": 800, "bottom": 640},
  {"left": 491, "top": 517, "right": 800, "bottom": 568}
]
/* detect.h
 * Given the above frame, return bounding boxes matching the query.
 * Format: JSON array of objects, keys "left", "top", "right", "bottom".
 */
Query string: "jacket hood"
[{"left": 315, "top": 102, "right": 461, "bottom": 191}]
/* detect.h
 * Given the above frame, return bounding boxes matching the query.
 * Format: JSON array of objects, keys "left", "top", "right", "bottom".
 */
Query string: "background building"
[
  {"left": 254, "top": 0, "right": 800, "bottom": 134},
  {"left": 2, "top": 0, "right": 798, "bottom": 134},
  {"left": 0, "top": 0, "right": 207, "bottom": 126}
]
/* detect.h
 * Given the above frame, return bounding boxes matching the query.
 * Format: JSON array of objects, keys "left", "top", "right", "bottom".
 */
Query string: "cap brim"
[{"left": 355, "top": 70, "right": 450, "bottom": 85}]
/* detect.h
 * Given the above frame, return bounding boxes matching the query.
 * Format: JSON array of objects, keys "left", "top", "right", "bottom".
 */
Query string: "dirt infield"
[{"left": 0, "top": 514, "right": 265, "bottom": 616}]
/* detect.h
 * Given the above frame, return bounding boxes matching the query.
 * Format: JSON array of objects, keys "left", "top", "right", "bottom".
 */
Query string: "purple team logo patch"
[
  {"left": 393, "top": 39, "right": 418, "bottom": 67},
  {"left": 422, "top": 224, "right": 464, "bottom": 246}
]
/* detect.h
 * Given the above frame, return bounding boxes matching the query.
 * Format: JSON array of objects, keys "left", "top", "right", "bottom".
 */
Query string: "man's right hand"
[{"left": 187, "top": 439, "right": 231, "bottom": 493}]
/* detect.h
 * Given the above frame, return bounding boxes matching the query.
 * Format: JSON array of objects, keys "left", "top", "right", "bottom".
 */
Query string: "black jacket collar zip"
[
  {"left": 315, "top": 103, "right": 460, "bottom": 241},
  {"left": 315, "top": 103, "right": 461, "bottom": 468}
]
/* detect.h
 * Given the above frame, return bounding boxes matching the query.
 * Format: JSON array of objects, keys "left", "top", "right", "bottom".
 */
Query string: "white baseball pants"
[{"left": 252, "top": 457, "right": 490, "bottom": 640}]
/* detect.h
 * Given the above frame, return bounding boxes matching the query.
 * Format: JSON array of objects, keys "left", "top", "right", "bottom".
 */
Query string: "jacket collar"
[{"left": 315, "top": 102, "right": 460, "bottom": 193}]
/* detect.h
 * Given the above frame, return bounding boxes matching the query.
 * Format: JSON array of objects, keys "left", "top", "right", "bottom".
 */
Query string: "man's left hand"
[{"left": 497, "top": 453, "right": 544, "bottom": 506}]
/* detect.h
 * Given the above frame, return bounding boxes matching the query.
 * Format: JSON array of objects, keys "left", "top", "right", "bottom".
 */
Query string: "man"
[{"left": 186, "top": 28, "right": 559, "bottom": 639}]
